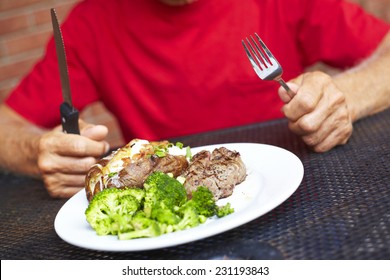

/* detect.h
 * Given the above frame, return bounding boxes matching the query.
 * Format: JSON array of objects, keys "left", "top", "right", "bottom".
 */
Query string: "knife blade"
[{"left": 51, "top": 8, "right": 80, "bottom": 134}]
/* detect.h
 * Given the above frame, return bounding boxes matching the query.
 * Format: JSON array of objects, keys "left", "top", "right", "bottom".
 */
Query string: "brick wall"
[
  {"left": 0, "top": 0, "right": 125, "bottom": 147},
  {"left": 0, "top": 0, "right": 389, "bottom": 147},
  {"left": 0, "top": 0, "right": 79, "bottom": 102}
]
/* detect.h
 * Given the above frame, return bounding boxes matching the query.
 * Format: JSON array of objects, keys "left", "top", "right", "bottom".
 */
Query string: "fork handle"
[{"left": 277, "top": 78, "right": 295, "bottom": 99}]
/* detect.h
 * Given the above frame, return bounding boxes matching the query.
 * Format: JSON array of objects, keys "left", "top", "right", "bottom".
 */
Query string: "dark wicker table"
[{"left": 1, "top": 109, "right": 389, "bottom": 260}]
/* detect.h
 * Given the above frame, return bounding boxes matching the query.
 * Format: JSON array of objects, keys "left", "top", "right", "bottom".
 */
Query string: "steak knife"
[{"left": 51, "top": 8, "right": 80, "bottom": 134}]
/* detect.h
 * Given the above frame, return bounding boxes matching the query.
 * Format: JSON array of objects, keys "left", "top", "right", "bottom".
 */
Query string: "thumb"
[
  {"left": 82, "top": 124, "right": 110, "bottom": 155},
  {"left": 278, "top": 82, "right": 299, "bottom": 103},
  {"left": 79, "top": 119, "right": 109, "bottom": 141}
]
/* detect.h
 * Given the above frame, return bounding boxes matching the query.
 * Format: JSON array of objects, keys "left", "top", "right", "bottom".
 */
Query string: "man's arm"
[
  {"left": 279, "top": 31, "right": 390, "bottom": 152},
  {"left": 0, "top": 104, "right": 43, "bottom": 175},
  {"left": 335, "top": 31, "right": 390, "bottom": 122},
  {"left": 0, "top": 103, "right": 110, "bottom": 198}
]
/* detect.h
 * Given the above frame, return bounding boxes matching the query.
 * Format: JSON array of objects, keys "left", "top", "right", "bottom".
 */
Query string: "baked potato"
[{"left": 85, "top": 139, "right": 189, "bottom": 201}]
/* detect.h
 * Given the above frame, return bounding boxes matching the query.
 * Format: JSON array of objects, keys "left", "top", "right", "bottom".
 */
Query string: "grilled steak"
[
  {"left": 109, "top": 154, "right": 188, "bottom": 188},
  {"left": 85, "top": 139, "right": 189, "bottom": 201},
  {"left": 183, "top": 147, "right": 247, "bottom": 200}
]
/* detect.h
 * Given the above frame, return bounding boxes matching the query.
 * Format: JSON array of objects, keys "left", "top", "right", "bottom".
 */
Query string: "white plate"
[{"left": 54, "top": 143, "right": 304, "bottom": 252}]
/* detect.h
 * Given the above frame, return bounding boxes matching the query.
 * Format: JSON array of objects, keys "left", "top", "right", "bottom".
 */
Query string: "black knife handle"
[{"left": 60, "top": 102, "right": 80, "bottom": 134}]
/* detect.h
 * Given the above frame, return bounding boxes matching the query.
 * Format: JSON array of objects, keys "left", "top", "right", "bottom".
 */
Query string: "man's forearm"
[
  {"left": 0, "top": 105, "right": 44, "bottom": 176},
  {"left": 334, "top": 32, "right": 390, "bottom": 122}
]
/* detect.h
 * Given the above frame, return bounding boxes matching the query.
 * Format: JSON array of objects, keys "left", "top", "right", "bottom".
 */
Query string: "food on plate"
[
  {"left": 184, "top": 147, "right": 247, "bottom": 200},
  {"left": 85, "top": 171, "right": 234, "bottom": 239},
  {"left": 85, "top": 139, "right": 190, "bottom": 201},
  {"left": 85, "top": 139, "right": 247, "bottom": 202},
  {"left": 84, "top": 139, "right": 245, "bottom": 239}
]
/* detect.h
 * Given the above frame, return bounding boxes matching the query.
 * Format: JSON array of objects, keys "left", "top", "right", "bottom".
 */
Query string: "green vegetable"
[
  {"left": 173, "top": 203, "right": 201, "bottom": 230},
  {"left": 143, "top": 171, "right": 187, "bottom": 224},
  {"left": 216, "top": 202, "right": 235, "bottom": 218},
  {"left": 189, "top": 186, "right": 218, "bottom": 217},
  {"left": 85, "top": 187, "right": 144, "bottom": 235},
  {"left": 118, "top": 212, "right": 164, "bottom": 240},
  {"left": 85, "top": 171, "right": 234, "bottom": 240}
]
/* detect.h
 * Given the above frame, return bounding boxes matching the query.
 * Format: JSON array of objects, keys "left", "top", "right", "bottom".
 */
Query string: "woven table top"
[{"left": 1, "top": 109, "right": 389, "bottom": 260}]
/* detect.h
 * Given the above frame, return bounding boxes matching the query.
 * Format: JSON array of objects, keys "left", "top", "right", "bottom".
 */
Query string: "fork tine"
[
  {"left": 244, "top": 38, "right": 266, "bottom": 70},
  {"left": 254, "top": 33, "right": 275, "bottom": 66},
  {"left": 241, "top": 40, "right": 258, "bottom": 69},
  {"left": 241, "top": 40, "right": 255, "bottom": 65},
  {"left": 249, "top": 35, "right": 271, "bottom": 68},
  {"left": 242, "top": 32, "right": 294, "bottom": 98}
]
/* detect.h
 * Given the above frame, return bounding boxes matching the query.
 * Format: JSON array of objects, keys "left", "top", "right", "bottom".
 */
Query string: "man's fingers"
[
  {"left": 47, "top": 186, "right": 82, "bottom": 199},
  {"left": 80, "top": 120, "right": 109, "bottom": 141},
  {"left": 310, "top": 122, "right": 353, "bottom": 153},
  {"left": 278, "top": 82, "right": 299, "bottom": 103},
  {"left": 282, "top": 87, "right": 321, "bottom": 122},
  {"left": 42, "top": 173, "right": 85, "bottom": 198},
  {"left": 292, "top": 105, "right": 353, "bottom": 151},
  {"left": 287, "top": 88, "right": 346, "bottom": 136},
  {"left": 282, "top": 72, "right": 340, "bottom": 122},
  {"left": 52, "top": 187, "right": 82, "bottom": 198},
  {"left": 38, "top": 154, "right": 98, "bottom": 174},
  {"left": 39, "top": 131, "right": 109, "bottom": 157},
  {"left": 36, "top": 120, "right": 110, "bottom": 198},
  {"left": 82, "top": 125, "right": 109, "bottom": 141}
]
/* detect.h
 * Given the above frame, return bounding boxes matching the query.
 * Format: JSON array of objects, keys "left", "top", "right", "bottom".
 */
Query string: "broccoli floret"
[
  {"left": 109, "top": 212, "right": 134, "bottom": 234},
  {"left": 173, "top": 204, "right": 201, "bottom": 230},
  {"left": 85, "top": 188, "right": 142, "bottom": 235},
  {"left": 121, "top": 187, "right": 145, "bottom": 203},
  {"left": 181, "top": 186, "right": 234, "bottom": 221},
  {"left": 118, "top": 221, "right": 163, "bottom": 240},
  {"left": 144, "top": 171, "right": 187, "bottom": 207},
  {"left": 118, "top": 212, "right": 165, "bottom": 240},
  {"left": 85, "top": 172, "right": 234, "bottom": 240},
  {"left": 172, "top": 186, "right": 217, "bottom": 231},
  {"left": 150, "top": 205, "right": 181, "bottom": 225},
  {"left": 143, "top": 172, "right": 187, "bottom": 224},
  {"left": 189, "top": 186, "right": 218, "bottom": 217},
  {"left": 216, "top": 202, "right": 235, "bottom": 217}
]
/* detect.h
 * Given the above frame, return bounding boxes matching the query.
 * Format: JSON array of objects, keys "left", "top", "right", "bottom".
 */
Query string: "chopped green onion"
[
  {"left": 108, "top": 172, "right": 118, "bottom": 178},
  {"left": 154, "top": 149, "right": 167, "bottom": 157},
  {"left": 186, "top": 146, "right": 192, "bottom": 160},
  {"left": 175, "top": 142, "right": 184, "bottom": 149}
]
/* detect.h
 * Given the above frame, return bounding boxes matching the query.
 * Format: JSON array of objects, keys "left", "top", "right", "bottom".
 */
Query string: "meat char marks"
[
  {"left": 113, "top": 154, "right": 187, "bottom": 188},
  {"left": 183, "top": 147, "right": 247, "bottom": 200}
]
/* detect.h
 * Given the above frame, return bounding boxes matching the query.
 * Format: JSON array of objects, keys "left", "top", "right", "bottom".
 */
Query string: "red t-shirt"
[{"left": 6, "top": 0, "right": 390, "bottom": 141}]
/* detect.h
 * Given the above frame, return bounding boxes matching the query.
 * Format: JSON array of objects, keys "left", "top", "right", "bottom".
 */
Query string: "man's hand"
[
  {"left": 278, "top": 71, "right": 353, "bottom": 152},
  {"left": 37, "top": 120, "right": 109, "bottom": 198}
]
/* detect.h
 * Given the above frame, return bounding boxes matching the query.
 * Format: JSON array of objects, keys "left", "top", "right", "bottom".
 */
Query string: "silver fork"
[{"left": 242, "top": 33, "right": 295, "bottom": 98}]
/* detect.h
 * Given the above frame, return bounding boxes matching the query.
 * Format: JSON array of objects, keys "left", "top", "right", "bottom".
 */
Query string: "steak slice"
[
  {"left": 111, "top": 154, "right": 188, "bottom": 189},
  {"left": 183, "top": 147, "right": 246, "bottom": 200}
]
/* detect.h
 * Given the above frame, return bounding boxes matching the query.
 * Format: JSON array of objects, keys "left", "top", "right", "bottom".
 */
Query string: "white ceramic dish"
[{"left": 54, "top": 143, "right": 304, "bottom": 251}]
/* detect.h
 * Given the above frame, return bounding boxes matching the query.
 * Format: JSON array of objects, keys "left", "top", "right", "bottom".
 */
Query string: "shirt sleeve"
[
  {"left": 292, "top": 0, "right": 390, "bottom": 68},
  {"left": 5, "top": 1, "right": 100, "bottom": 128}
]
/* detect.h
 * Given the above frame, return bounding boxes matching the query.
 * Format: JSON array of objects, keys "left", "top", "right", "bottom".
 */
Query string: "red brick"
[
  {"left": 3, "top": 29, "right": 51, "bottom": 56},
  {"left": 0, "top": 14, "right": 30, "bottom": 35},
  {"left": 349, "top": 0, "right": 390, "bottom": 22},
  {"left": 0, "top": 54, "right": 41, "bottom": 80},
  {"left": 33, "top": 1, "right": 81, "bottom": 26},
  {"left": 0, "top": 82, "right": 16, "bottom": 102},
  {"left": 0, "top": 0, "right": 42, "bottom": 11}
]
